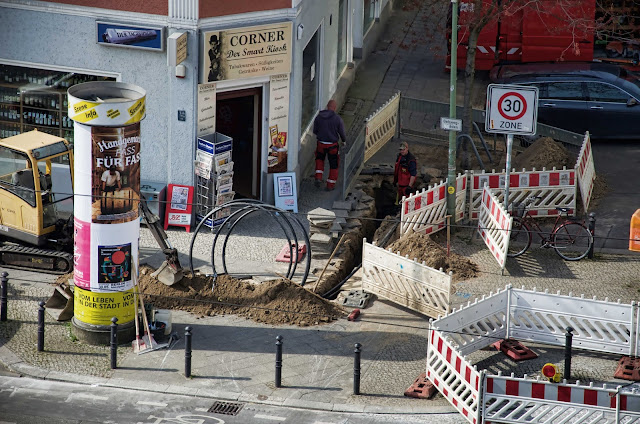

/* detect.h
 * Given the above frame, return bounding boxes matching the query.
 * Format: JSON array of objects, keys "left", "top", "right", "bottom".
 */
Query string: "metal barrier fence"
[
  {"left": 427, "top": 286, "right": 640, "bottom": 424},
  {"left": 468, "top": 167, "right": 577, "bottom": 219},
  {"left": 339, "top": 126, "right": 365, "bottom": 200},
  {"left": 400, "top": 174, "right": 467, "bottom": 236},
  {"left": 361, "top": 238, "right": 453, "bottom": 318},
  {"left": 399, "top": 96, "right": 584, "bottom": 149}
]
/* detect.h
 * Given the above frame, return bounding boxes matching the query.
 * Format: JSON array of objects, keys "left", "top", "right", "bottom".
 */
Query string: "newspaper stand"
[
  {"left": 164, "top": 184, "right": 194, "bottom": 232},
  {"left": 194, "top": 132, "right": 234, "bottom": 228}
]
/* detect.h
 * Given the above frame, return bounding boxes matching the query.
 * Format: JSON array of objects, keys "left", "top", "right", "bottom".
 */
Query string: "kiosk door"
[{"left": 216, "top": 88, "right": 262, "bottom": 199}]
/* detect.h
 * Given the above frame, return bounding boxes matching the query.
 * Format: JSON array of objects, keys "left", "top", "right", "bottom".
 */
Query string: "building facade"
[{"left": 0, "top": 0, "right": 394, "bottom": 205}]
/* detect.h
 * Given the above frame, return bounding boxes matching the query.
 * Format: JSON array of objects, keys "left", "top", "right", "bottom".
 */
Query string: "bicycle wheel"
[
  {"left": 552, "top": 222, "right": 593, "bottom": 261},
  {"left": 507, "top": 217, "right": 532, "bottom": 258}
]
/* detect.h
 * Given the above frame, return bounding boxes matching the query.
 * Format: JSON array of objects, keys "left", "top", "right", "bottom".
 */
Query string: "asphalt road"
[
  {"left": 0, "top": 376, "right": 467, "bottom": 424},
  {"left": 589, "top": 140, "right": 640, "bottom": 251}
]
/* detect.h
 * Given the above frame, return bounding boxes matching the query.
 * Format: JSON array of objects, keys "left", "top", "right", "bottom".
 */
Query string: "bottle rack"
[
  {"left": 0, "top": 66, "right": 114, "bottom": 141},
  {"left": 0, "top": 85, "right": 73, "bottom": 140}
]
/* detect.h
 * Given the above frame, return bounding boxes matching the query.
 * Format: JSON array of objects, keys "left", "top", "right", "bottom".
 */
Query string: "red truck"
[{"left": 451, "top": 0, "right": 639, "bottom": 71}]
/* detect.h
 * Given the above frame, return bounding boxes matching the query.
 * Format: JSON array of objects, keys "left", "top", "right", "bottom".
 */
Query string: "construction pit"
[{"left": 129, "top": 136, "right": 607, "bottom": 327}]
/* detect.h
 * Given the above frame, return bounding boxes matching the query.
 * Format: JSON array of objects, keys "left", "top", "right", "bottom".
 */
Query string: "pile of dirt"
[
  {"left": 56, "top": 270, "right": 347, "bottom": 327},
  {"left": 511, "top": 137, "right": 574, "bottom": 171},
  {"left": 385, "top": 232, "right": 478, "bottom": 282}
]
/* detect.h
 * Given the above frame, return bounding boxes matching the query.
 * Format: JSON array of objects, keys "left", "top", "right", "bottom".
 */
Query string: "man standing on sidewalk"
[
  {"left": 313, "top": 99, "right": 347, "bottom": 191},
  {"left": 393, "top": 141, "right": 417, "bottom": 204}
]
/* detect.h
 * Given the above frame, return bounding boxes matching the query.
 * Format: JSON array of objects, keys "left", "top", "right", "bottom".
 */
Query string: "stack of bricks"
[{"left": 307, "top": 189, "right": 374, "bottom": 260}]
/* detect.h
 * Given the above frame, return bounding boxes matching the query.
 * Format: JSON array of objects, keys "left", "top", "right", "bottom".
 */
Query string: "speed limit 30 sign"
[{"left": 485, "top": 84, "right": 538, "bottom": 135}]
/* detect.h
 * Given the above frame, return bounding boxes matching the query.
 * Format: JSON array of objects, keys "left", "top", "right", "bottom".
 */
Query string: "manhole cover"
[
  {"left": 208, "top": 401, "right": 244, "bottom": 416},
  {"left": 341, "top": 98, "right": 363, "bottom": 116}
]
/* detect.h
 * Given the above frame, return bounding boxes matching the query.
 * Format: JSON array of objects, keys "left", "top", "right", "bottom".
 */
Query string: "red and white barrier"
[
  {"left": 469, "top": 168, "right": 576, "bottom": 219},
  {"left": 575, "top": 132, "right": 596, "bottom": 213},
  {"left": 427, "top": 328, "right": 482, "bottom": 424},
  {"left": 484, "top": 375, "right": 640, "bottom": 423},
  {"left": 400, "top": 174, "right": 466, "bottom": 236},
  {"left": 477, "top": 186, "right": 511, "bottom": 270},
  {"left": 427, "top": 286, "right": 640, "bottom": 424}
]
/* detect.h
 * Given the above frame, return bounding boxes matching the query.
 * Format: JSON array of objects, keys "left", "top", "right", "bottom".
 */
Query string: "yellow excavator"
[{"left": 0, "top": 130, "right": 183, "bottom": 284}]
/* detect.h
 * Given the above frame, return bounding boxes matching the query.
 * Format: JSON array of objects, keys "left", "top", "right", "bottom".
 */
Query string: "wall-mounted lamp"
[{"left": 297, "top": 24, "right": 304, "bottom": 40}]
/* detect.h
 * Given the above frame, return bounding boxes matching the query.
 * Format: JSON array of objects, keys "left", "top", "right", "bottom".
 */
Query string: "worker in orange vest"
[
  {"left": 313, "top": 100, "right": 347, "bottom": 191},
  {"left": 394, "top": 141, "right": 417, "bottom": 204}
]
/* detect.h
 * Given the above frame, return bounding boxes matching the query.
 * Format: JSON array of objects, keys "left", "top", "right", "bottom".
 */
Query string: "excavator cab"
[{"left": 0, "top": 130, "right": 74, "bottom": 273}]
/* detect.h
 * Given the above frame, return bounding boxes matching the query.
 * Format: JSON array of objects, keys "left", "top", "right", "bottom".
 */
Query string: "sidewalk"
[{"left": 1, "top": 0, "right": 639, "bottom": 419}]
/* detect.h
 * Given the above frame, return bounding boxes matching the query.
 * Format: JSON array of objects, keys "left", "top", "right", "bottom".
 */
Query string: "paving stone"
[
  {"left": 307, "top": 207, "right": 335, "bottom": 226},
  {"left": 333, "top": 209, "right": 350, "bottom": 219},
  {"left": 332, "top": 200, "right": 355, "bottom": 211}
]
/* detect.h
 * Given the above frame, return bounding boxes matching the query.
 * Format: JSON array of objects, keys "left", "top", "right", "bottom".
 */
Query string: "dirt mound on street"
[
  {"left": 386, "top": 232, "right": 478, "bottom": 282},
  {"left": 56, "top": 270, "right": 347, "bottom": 327},
  {"left": 511, "top": 137, "right": 574, "bottom": 171},
  {"left": 141, "top": 270, "right": 347, "bottom": 326}
]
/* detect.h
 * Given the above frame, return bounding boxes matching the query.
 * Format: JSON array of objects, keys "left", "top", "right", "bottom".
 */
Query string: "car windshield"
[{"left": 620, "top": 67, "right": 640, "bottom": 90}]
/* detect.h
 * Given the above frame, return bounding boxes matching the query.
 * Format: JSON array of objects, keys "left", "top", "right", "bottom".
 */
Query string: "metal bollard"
[
  {"left": 564, "top": 326, "right": 574, "bottom": 381},
  {"left": 1, "top": 272, "right": 7, "bottom": 322},
  {"left": 353, "top": 343, "right": 362, "bottom": 395},
  {"left": 110, "top": 317, "right": 118, "bottom": 369},
  {"left": 275, "top": 335, "right": 283, "bottom": 388},
  {"left": 588, "top": 212, "right": 596, "bottom": 259},
  {"left": 37, "top": 301, "right": 45, "bottom": 352},
  {"left": 184, "top": 326, "right": 192, "bottom": 378}
]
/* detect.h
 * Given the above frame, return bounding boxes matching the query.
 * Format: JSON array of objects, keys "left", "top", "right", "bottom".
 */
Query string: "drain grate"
[{"left": 208, "top": 401, "right": 244, "bottom": 416}]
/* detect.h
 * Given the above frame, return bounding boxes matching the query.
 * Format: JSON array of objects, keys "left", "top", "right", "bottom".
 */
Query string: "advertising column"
[{"left": 67, "top": 82, "right": 146, "bottom": 344}]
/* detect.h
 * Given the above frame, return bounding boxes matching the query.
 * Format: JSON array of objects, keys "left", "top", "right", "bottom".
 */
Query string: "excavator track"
[{"left": 0, "top": 244, "right": 73, "bottom": 275}]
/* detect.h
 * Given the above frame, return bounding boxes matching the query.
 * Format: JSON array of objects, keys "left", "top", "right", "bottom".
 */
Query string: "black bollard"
[
  {"left": 1, "top": 272, "right": 7, "bottom": 322},
  {"left": 564, "top": 326, "right": 574, "bottom": 381},
  {"left": 110, "top": 317, "right": 118, "bottom": 369},
  {"left": 184, "top": 326, "right": 192, "bottom": 378},
  {"left": 37, "top": 301, "right": 45, "bottom": 352},
  {"left": 353, "top": 343, "right": 362, "bottom": 395},
  {"left": 588, "top": 212, "right": 596, "bottom": 259},
  {"left": 275, "top": 335, "right": 283, "bottom": 388}
]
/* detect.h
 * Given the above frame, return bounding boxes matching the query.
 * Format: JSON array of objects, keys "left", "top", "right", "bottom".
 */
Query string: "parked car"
[{"left": 489, "top": 62, "right": 640, "bottom": 139}]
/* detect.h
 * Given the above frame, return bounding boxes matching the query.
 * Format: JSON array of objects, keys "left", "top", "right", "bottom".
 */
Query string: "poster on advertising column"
[
  {"left": 268, "top": 74, "right": 290, "bottom": 173},
  {"left": 202, "top": 22, "right": 292, "bottom": 82},
  {"left": 90, "top": 124, "right": 141, "bottom": 224}
]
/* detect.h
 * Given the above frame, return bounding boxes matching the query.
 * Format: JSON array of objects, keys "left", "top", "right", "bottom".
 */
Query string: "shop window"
[
  {"left": 0, "top": 65, "right": 115, "bottom": 142},
  {"left": 364, "top": 0, "right": 375, "bottom": 35},
  {"left": 337, "top": 0, "right": 348, "bottom": 76},
  {"left": 301, "top": 29, "right": 319, "bottom": 132}
]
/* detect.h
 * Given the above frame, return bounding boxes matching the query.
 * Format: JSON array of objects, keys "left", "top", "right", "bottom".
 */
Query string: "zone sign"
[{"left": 485, "top": 84, "right": 538, "bottom": 135}]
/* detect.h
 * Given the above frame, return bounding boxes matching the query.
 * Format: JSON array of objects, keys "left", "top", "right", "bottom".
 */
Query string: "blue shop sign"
[{"left": 97, "top": 21, "right": 165, "bottom": 51}]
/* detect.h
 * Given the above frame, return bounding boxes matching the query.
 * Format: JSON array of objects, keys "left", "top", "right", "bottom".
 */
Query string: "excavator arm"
[{"left": 139, "top": 196, "right": 184, "bottom": 285}]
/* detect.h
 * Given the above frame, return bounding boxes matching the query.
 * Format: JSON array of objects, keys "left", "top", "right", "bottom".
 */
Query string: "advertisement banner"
[
  {"left": 90, "top": 218, "right": 139, "bottom": 292},
  {"left": 73, "top": 217, "right": 91, "bottom": 290},
  {"left": 197, "top": 83, "right": 216, "bottom": 137},
  {"left": 268, "top": 74, "right": 290, "bottom": 173},
  {"left": 203, "top": 22, "right": 292, "bottom": 82},
  {"left": 96, "top": 21, "right": 164, "bottom": 51},
  {"left": 74, "top": 286, "right": 136, "bottom": 326}
]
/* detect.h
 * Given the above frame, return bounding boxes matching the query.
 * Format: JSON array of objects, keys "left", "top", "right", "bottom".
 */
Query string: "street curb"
[{"left": 0, "top": 345, "right": 456, "bottom": 415}]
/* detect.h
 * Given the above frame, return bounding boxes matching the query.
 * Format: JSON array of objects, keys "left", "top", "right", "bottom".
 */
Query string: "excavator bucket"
[
  {"left": 151, "top": 260, "right": 184, "bottom": 286},
  {"left": 44, "top": 281, "right": 74, "bottom": 321}
]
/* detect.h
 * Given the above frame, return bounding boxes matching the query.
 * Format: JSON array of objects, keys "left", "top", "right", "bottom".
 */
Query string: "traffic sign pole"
[
  {"left": 505, "top": 134, "right": 513, "bottom": 210},
  {"left": 485, "top": 84, "right": 538, "bottom": 209},
  {"left": 447, "top": 0, "right": 458, "bottom": 219}
]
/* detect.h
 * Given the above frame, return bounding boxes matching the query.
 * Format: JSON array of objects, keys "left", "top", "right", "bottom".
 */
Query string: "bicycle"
[{"left": 507, "top": 196, "right": 593, "bottom": 261}]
